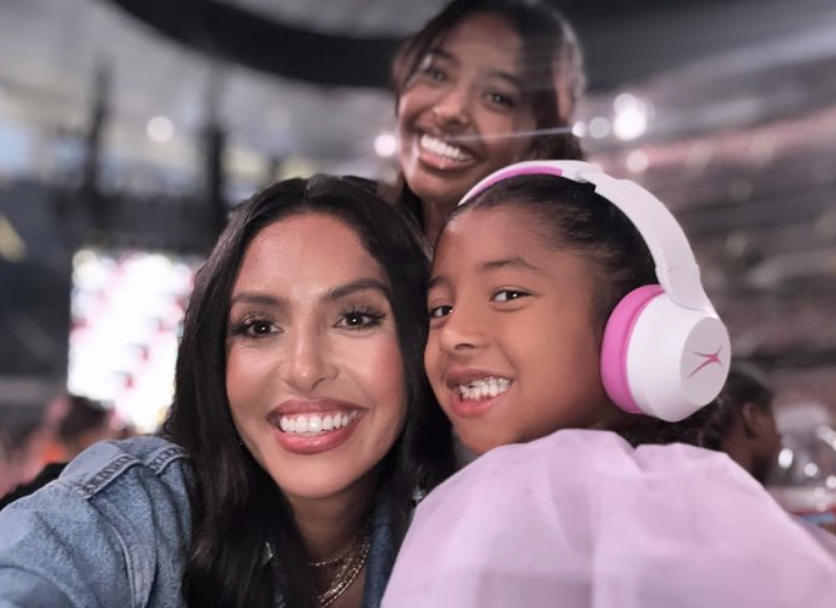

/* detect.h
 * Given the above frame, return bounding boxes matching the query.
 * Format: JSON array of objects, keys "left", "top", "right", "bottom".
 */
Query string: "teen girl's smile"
[
  {"left": 397, "top": 12, "right": 537, "bottom": 211},
  {"left": 226, "top": 213, "right": 407, "bottom": 501}
]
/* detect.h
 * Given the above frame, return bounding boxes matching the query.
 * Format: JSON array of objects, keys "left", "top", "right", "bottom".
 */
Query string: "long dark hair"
[
  {"left": 392, "top": 0, "right": 586, "bottom": 161},
  {"left": 163, "top": 175, "right": 454, "bottom": 608},
  {"left": 458, "top": 174, "right": 717, "bottom": 447}
]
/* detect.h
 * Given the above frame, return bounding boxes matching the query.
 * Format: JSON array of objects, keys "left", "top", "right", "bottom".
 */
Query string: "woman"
[
  {"left": 0, "top": 176, "right": 454, "bottom": 608},
  {"left": 391, "top": 0, "right": 587, "bottom": 243}
]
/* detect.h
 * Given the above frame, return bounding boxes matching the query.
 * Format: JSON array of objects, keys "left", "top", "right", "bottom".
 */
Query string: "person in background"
[
  {"left": 0, "top": 175, "right": 454, "bottom": 608},
  {"left": 697, "top": 364, "right": 782, "bottom": 485},
  {"left": 0, "top": 394, "right": 118, "bottom": 509},
  {"left": 390, "top": 0, "right": 586, "bottom": 244}
]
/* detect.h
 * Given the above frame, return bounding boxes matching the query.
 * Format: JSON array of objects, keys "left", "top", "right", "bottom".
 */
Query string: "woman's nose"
[{"left": 279, "top": 330, "right": 339, "bottom": 394}]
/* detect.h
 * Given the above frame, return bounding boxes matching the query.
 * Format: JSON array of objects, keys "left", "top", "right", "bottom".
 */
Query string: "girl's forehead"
[{"left": 433, "top": 205, "right": 558, "bottom": 268}]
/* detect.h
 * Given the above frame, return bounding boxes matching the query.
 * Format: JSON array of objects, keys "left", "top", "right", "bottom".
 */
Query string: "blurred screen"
[{"left": 68, "top": 248, "right": 201, "bottom": 432}]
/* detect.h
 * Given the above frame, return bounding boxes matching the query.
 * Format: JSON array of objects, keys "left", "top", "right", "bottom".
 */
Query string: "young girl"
[
  {"left": 391, "top": 0, "right": 586, "bottom": 244},
  {"left": 382, "top": 161, "right": 836, "bottom": 607}
]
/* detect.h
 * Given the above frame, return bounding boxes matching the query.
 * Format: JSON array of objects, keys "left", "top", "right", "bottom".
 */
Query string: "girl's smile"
[{"left": 425, "top": 205, "right": 614, "bottom": 454}]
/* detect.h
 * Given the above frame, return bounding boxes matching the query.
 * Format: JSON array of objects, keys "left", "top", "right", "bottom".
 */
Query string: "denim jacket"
[{"left": 0, "top": 436, "right": 396, "bottom": 608}]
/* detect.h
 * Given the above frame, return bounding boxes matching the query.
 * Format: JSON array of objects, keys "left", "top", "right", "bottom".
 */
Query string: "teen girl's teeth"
[
  {"left": 420, "top": 134, "right": 474, "bottom": 162},
  {"left": 278, "top": 411, "right": 358, "bottom": 435},
  {"left": 457, "top": 377, "right": 512, "bottom": 401}
]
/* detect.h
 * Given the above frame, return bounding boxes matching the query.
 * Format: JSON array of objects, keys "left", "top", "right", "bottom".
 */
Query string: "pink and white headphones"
[{"left": 459, "top": 160, "right": 731, "bottom": 422}]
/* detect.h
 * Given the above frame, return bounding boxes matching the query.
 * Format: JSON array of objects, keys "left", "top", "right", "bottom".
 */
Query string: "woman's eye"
[
  {"left": 492, "top": 290, "right": 527, "bottom": 303},
  {"left": 231, "top": 319, "right": 278, "bottom": 338},
  {"left": 429, "top": 305, "right": 453, "bottom": 318},
  {"left": 338, "top": 310, "right": 384, "bottom": 330}
]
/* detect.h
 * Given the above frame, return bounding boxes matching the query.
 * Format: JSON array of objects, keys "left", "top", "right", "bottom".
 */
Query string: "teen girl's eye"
[
  {"left": 485, "top": 91, "right": 517, "bottom": 109},
  {"left": 336, "top": 307, "right": 386, "bottom": 330},
  {"left": 422, "top": 64, "right": 447, "bottom": 83},
  {"left": 492, "top": 289, "right": 529, "bottom": 303},
  {"left": 428, "top": 304, "right": 453, "bottom": 319},
  {"left": 229, "top": 317, "right": 280, "bottom": 339}
]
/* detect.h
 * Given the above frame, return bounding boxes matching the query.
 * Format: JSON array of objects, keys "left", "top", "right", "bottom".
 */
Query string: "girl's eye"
[
  {"left": 337, "top": 309, "right": 385, "bottom": 330},
  {"left": 230, "top": 318, "right": 279, "bottom": 338},
  {"left": 492, "top": 290, "right": 528, "bottom": 303},
  {"left": 429, "top": 305, "right": 453, "bottom": 318}
]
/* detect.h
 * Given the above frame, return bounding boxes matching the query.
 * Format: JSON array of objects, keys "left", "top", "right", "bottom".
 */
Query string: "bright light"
[
  {"left": 571, "top": 121, "right": 586, "bottom": 138},
  {"left": 613, "top": 94, "right": 648, "bottom": 141},
  {"left": 625, "top": 150, "right": 649, "bottom": 174},
  {"left": 374, "top": 132, "right": 397, "bottom": 158},
  {"left": 777, "top": 448, "right": 793, "bottom": 469},
  {"left": 588, "top": 117, "right": 610, "bottom": 140},
  {"left": 804, "top": 462, "right": 821, "bottom": 478},
  {"left": 147, "top": 116, "right": 174, "bottom": 143}
]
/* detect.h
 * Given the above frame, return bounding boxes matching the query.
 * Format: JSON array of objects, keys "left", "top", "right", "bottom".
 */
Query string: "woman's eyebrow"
[
  {"left": 229, "top": 292, "right": 283, "bottom": 307},
  {"left": 326, "top": 278, "right": 390, "bottom": 302}
]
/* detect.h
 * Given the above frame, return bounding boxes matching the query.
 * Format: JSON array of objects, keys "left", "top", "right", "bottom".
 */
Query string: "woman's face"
[
  {"left": 424, "top": 206, "right": 613, "bottom": 455},
  {"left": 397, "top": 13, "right": 538, "bottom": 212},
  {"left": 226, "top": 213, "right": 407, "bottom": 504}
]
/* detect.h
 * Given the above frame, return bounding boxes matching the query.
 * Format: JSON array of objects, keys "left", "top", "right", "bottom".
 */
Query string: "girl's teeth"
[
  {"left": 457, "top": 377, "right": 512, "bottom": 401},
  {"left": 278, "top": 411, "right": 359, "bottom": 435}
]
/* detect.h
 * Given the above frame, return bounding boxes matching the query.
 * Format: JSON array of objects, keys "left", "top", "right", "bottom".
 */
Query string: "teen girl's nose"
[
  {"left": 431, "top": 84, "right": 472, "bottom": 128},
  {"left": 279, "top": 328, "right": 338, "bottom": 393}
]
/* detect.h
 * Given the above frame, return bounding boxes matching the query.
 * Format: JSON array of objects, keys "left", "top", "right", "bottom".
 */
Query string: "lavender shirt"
[{"left": 383, "top": 429, "right": 836, "bottom": 608}]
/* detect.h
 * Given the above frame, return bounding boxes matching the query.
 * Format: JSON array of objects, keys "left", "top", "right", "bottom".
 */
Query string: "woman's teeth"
[
  {"left": 420, "top": 134, "right": 473, "bottom": 162},
  {"left": 278, "top": 411, "right": 358, "bottom": 435},
  {"left": 457, "top": 377, "right": 512, "bottom": 401}
]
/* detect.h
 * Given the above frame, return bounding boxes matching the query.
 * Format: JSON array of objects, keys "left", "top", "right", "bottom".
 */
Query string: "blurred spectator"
[
  {"left": 699, "top": 364, "right": 782, "bottom": 484},
  {"left": 45, "top": 394, "right": 117, "bottom": 463},
  {"left": 1, "top": 393, "right": 118, "bottom": 508}
]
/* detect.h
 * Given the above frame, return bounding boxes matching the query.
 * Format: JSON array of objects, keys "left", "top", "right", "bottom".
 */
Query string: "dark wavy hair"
[
  {"left": 162, "top": 175, "right": 454, "bottom": 608},
  {"left": 458, "top": 174, "right": 717, "bottom": 447},
  {"left": 392, "top": 0, "right": 586, "bottom": 161}
]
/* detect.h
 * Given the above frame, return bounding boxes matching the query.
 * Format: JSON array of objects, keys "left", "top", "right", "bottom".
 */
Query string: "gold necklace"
[{"left": 308, "top": 518, "right": 372, "bottom": 608}]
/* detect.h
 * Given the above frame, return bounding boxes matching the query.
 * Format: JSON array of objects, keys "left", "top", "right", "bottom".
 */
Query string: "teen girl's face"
[
  {"left": 425, "top": 205, "right": 614, "bottom": 455},
  {"left": 226, "top": 213, "right": 407, "bottom": 504},
  {"left": 397, "top": 13, "right": 538, "bottom": 212}
]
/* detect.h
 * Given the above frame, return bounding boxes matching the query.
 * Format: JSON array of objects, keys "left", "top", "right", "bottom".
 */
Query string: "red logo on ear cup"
[{"left": 687, "top": 346, "right": 723, "bottom": 379}]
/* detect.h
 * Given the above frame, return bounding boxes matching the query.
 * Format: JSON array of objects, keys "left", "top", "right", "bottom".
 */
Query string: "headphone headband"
[{"left": 459, "top": 160, "right": 710, "bottom": 312}]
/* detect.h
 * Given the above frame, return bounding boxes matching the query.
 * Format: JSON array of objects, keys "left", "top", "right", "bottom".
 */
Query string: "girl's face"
[
  {"left": 397, "top": 13, "right": 538, "bottom": 211},
  {"left": 425, "top": 205, "right": 615, "bottom": 455},
  {"left": 226, "top": 213, "right": 407, "bottom": 504}
]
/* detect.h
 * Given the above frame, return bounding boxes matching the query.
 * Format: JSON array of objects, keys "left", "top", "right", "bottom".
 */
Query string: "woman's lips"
[{"left": 267, "top": 399, "right": 365, "bottom": 455}]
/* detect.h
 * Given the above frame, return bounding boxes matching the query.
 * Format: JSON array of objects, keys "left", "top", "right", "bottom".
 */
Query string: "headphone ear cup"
[
  {"left": 601, "top": 285, "right": 664, "bottom": 415},
  {"left": 601, "top": 285, "right": 731, "bottom": 422}
]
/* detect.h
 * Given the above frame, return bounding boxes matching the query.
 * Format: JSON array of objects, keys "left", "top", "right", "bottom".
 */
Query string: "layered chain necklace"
[{"left": 308, "top": 517, "right": 373, "bottom": 608}]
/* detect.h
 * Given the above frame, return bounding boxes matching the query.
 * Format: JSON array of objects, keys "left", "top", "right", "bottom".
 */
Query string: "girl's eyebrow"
[
  {"left": 428, "top": 256, "right": 544, "bottom": 291},
  {"left": 481, "top": 256, "right": 545, "bottom": 274}
]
